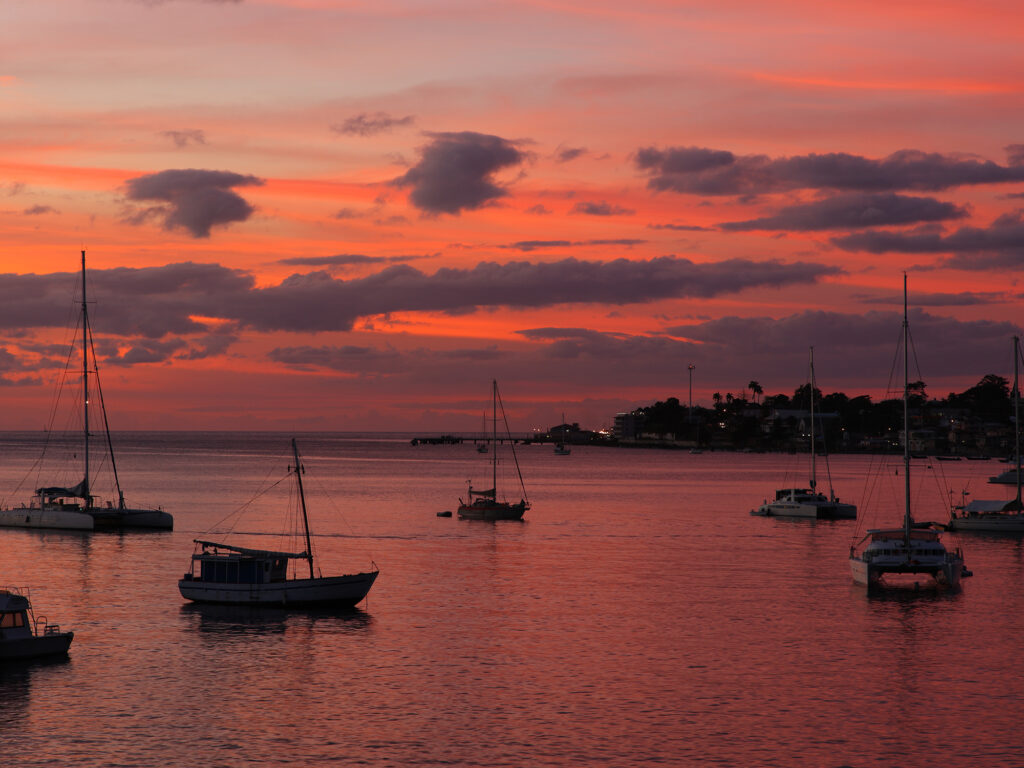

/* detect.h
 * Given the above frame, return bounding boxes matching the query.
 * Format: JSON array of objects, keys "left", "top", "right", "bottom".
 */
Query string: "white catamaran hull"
[
  {"left": 179, "top": 571, "right": 378, "bottom": 607},
  {"left": 948, "top": 513, "right": 1024, "bottom": 533},
  {"left": 0, "top": 508, "right": 94, "bottom": 531},
  {"left": 754, "top": 500, "right": 857, "bottom": 519},
  {"left": 850, "top": 555, "right": 962, "bottom": 589}
]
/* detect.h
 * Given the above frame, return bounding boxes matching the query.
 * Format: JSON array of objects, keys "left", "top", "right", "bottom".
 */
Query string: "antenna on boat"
[{"left": 291, "top": 438, "right": 314, "bottom": 579}]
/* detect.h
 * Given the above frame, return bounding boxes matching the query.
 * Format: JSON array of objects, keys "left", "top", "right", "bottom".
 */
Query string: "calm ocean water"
[{"left": 1, "top": 432, "right": 1023, "bottom": 767}]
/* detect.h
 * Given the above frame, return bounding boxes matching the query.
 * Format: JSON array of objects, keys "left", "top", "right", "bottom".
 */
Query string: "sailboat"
[
  {"left": 458, "top": 380, "right": 530, "bottom": 520},
  {"left": 751, "top": 347, "right": 856, "bottom": 518},
  {"left": 949, "top": 336, "right": 1024, "bottom": 532},
  {"left": 554, "top": 413, "right": 571, "bottom": 455},
  {"left": 476, "top": 411, "right": 489, "bottom": 453},
  {"left": 0, "top": 251, "right": 172, "bottom": 531},
  {"left": 849, "top": 276, "right": 966, "bottom": 589},
  {"left": 179, "top": 439, "right": 379, "bottom": 607}
]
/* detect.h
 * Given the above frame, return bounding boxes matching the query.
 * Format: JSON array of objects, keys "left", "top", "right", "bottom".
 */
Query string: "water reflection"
[
  {"left": 0, "top": 656, "right": 70, "bottom": 727},
  {"left": 180, "top": 602, "right": 373, "bottom": 637}
]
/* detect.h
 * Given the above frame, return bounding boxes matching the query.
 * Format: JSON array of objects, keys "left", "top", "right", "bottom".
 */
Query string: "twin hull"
[
  {"left": 179, "top": 571, "right": 378, "bottom": 607},
  {"left": 0, "top": 506, "right": 173, "bottom": 531}
]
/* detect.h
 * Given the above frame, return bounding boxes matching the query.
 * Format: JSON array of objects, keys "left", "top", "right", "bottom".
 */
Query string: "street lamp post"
[{"left": 688, "top": 364, "right": 695, "bottom": 420}]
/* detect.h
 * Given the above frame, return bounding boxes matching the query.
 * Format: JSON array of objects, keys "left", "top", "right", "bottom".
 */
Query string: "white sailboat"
[
  {"left": 458, "top": 380, "right": 530, "bottom": 520},
  {"left": 179, "top": 439, "right": 379, "bottom": 607},
  {"left": 949, "top": 336, "right": 1024, "bottom": 532},
  {"left": 751, "top": 347, "right": 856, "bottom": 519},
  {"left": 0, "top": 251, "right": 171, "bottom": 531},
  {"left": 849, "top": 276, "right": 966, "bottom": 589}
]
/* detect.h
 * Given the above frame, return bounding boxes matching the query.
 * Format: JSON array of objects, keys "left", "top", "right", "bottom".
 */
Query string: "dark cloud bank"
[{"left": 635, "top": 145, "right": 1024, "bottom": 196}]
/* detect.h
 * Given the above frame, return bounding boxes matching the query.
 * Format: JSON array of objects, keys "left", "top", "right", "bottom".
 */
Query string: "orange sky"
[{"left": 2, "top": 0, "right": 1023, "bottom": 430}]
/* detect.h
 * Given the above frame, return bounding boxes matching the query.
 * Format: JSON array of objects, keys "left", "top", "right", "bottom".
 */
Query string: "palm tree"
[{"left": 748, "top": 380, "right": 763, "bottom": 405}]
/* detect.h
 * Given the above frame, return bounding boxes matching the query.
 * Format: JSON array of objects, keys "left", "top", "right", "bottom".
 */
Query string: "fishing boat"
[
  {"left": 179, "top": 439, "right": 378, "bottom": 607},
  {"left": 0, "top": 252, "right": 172, "bottom": 532},
  {"left": 751, "top": 347, "right": 856, "bottom": 519},
  {"left": 0, "top": 587, "right": 74, "bottom": 660},
  {"left": 949, "top": 336, "right": 1024, "bottom": 532},
  {"left": 458, "top": 380, "right": 530, "bottom": 520},
  {"left": 849, "top": 276, "right": 966, "bottom": 589}
]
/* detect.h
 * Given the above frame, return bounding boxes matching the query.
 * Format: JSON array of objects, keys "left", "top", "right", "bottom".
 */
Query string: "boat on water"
[
  {"left": 0, "top": 252, "right": 172, "bottom": 532},
  {"left": 752, "top": 347, "right": 856, "bottom": 519},
  {"left": 849, "top": 276, "right": 966, "bottom": 590},
  {"left": 458, "top": 380, "right": 530, "bottom": 520},
  {"left": 179, "top": 439, "right": 378, "bottom": 607},
  {"left": 554, "top": 413, "right": 571, "bottom": 455},
  {"left": 0, "top": 587, "right": 73, "bottom": 660},
  {"left": 950, "top": 336, "right": 1024, "bottom": 533}
]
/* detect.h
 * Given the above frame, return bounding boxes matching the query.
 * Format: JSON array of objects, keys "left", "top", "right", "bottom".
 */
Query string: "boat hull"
[
  {"left": 948, "top": 513, "right": 1024, "bottom": 533},
  {"left": 0, "top": 632, "right": 74, "bottom": 660},
  {"left": 850, "top": 555, "right": 962, "bottom": 590},
  {"left": 89, "top": 507, "right": 173, "bottom": 530},
  {"left": 179, "top": 570, "right": 378, "bottom": 607},
  {"left": 457, "top": 500, "right": 528, "bottom": 520},
  {"left": 753, "top": 500, "right": 857, "bottom": 519},
  {"left": 0, "top": 508, "right": 94, "bottom": 531}
]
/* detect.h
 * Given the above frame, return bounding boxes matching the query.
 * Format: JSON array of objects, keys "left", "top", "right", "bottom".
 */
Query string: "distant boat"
[
  {"left": 179, "top": 439, "right": 378, "bottom": 607},
  {"left": 950, "top": 336, "right": 1024, "bottom": 533},
  {"left": 849, "top": 276, "right": 966, "bottom": 589},
  {"left": 0, "top": 587, "right": 74, "bottom": 660},
  {"left": 458, "top": 380, "right": 530, "bottom": 520},
  {"left": 476, "top": 411, "right": 489, "bottom": 452},
  {"left": 0, "top": 252, "right": 172, "bottom": 532},
  {"left": 751, "top": 347, "right": 856, "bottom": 519},
  {"left": 554, "top": 412, "right": 571, "bottom": 455}
]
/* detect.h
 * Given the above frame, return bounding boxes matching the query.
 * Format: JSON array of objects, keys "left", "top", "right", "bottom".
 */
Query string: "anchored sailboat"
[
  {"left": 751, "top": 347, "right": 856, "bottom": 519},
  {"left": 179, "top": 439, "right": 378, "bottom": 607},
  {"left": 458, "top": 380, "right": 530, "bottom": 520},
  {"left": 949, "top": 336, "right": 1024, "bottom": 532},
  {"left": 849, "top": 275, "right": 966, "bottom": 589},
  {"left": 0, "top": 252, "right": 172, "bottom": 531}
]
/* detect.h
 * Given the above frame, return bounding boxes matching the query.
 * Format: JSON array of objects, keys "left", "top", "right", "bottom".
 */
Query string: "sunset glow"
[{"left": 2, "top": 0, "right": 1023, "bottom": 430}]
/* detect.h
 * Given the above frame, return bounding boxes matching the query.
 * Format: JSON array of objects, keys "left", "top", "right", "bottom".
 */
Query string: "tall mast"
[
  {"left": 291, "top": 438, "right": 314, "bottom": 579},
  {"left": 903, "top": 273, "right": 911, "bottom": 538},
  {"left": 492, "top": 379, "right": 498, "bottom": 496},
  {"left": 809, "top": 346, "right": 816, "bottom": 493},
  {"left": 81, "top": 250, "right": 90, "bottom": 506},
  {"left": 1015, "top": 336, "right": 1021, "bottom": 508}
]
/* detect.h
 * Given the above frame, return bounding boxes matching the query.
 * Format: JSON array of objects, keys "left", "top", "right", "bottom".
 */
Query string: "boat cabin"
[
  {"left": 0, "top": 591, "right": 31, "bottom": 640},
  {"left": 181, "top": 540, "right": 304, "bottom": 585}
]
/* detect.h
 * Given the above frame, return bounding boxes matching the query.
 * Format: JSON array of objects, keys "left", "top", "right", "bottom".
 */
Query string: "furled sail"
[{"left": 36, "top": 479, "right": 88, "bottom": 499}]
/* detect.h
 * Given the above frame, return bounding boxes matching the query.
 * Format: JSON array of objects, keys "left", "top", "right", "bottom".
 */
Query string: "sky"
[{"left": 2, "top": 0, "right": 1024, "bottom": 432}]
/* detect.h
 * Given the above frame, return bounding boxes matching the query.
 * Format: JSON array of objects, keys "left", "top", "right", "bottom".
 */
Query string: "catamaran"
[
  {"left": 0, "top": 252, "right": 171, "bottom": 531},
  {"left": 849, "top": 276, "right": 966, "bottom": 589},
  {"left": 458, "top": 380, "right": 530, "bottom": 520},
  {"left": 179, "top": 439, "right": 378, "bottom": 607}
]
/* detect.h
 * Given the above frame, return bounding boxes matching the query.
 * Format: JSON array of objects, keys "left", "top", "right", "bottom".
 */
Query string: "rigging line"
[
  {"left": 495, "top": 384, "right": 529, "bottom": 503},
  {"left": 202, "top": 472, "right": 290, "bottom": 536},
  {"left": 86, "top": 312, "right": 124, "bottom": 505}
]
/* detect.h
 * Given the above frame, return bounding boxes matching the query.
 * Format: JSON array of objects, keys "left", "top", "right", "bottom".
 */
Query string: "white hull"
[
  {"left": 753, "top": 500, "right": 857, "bottom": 519},
  {"left": 948, "top": 513, "right": 1024, "bottom": 533},
  {"left": 179, "top": 571, "right": 378, "bottom": 607},
  {"left": 0, "top": 508, "right": 94, "bottom": 531},
  {"left": 849, "top": 554, "right": 962, "bottom": 589}
]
